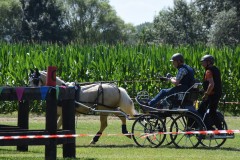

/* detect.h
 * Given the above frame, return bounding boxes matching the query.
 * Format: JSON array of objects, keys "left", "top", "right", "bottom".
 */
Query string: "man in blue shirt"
[{"left": 148, "top": 53, "right": 195, "bottom": 107}]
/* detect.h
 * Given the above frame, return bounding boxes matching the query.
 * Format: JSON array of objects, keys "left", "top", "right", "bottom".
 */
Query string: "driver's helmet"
[
  {"left": 170, "top": 53, "right": 184, "bottom": 63},
  {"left": 200, "top": 55, "right": 214, "bottom": 64}
]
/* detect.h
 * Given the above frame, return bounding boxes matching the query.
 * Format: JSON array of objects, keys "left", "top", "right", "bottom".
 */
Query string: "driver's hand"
[
  {"left": 202, "top": 92, "right": 208, "bottom": 101},
  {"left": 166, "top": 73, "right": 172, "bottom": 78},
  {"left": 159, "top": 77, "right": 169, "bottom": 81}
]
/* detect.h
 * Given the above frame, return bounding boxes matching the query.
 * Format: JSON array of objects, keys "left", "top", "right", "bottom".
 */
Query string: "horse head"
[
  {"left": 29, "top": 69, "right": 68, "bottom": 87},
  {"left": 29, "top": 68, "right": 44, "bottom": 86}
]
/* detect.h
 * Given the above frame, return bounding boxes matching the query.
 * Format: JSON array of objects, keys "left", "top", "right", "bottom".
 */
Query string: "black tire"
[
  {"left": 170, "top": 113, "right": 204, "bottom": 148},
  {"left": 199, "top": 113, "right": 228, "bottom": 148},
  {"left": 132, "top": 114, "right": 166, "bottom": 148}
]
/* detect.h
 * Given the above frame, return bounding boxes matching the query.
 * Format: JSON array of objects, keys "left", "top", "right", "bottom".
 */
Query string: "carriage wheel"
[
  {"left": 199, "top": 119, "right": 228, "bottom": 148},
  {"left": 161, "top": 116, "right": 175, "bottom": 146},
  {"left": 132, "top": 114, "right": 166, "bottom": 148},
  {"left": 170, "top": 113, "right": 204, "bottom": 148}
]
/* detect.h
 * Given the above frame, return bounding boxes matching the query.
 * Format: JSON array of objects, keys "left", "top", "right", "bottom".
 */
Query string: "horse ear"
[
  {"left": 35, "top": 68, "right": 40, "bottom": 76},
  {"left": 30, "top": 69, "right": 34, "bottom": 74}
]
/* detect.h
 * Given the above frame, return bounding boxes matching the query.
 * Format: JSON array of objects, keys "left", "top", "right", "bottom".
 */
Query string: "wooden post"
[
  {"left": 45, "top": 88, "right": 57, "bottom": 160},
  {"left": 17, "top": 100, "right": 29, "bottom": 151},
  {"left": 62, "top": 95, "right": 76, "bottom": 158}
]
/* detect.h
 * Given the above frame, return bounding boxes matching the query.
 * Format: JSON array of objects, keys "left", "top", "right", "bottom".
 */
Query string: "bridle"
[{"left": 29, "top": 73, "right": 44, "bottom": 86}]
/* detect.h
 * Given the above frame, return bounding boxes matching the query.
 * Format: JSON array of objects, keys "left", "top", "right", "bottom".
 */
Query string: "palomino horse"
[{"left": 29, "top": 69, "right": 136, "bottom": 144}]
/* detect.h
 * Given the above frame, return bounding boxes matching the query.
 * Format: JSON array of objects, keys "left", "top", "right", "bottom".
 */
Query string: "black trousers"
[{"left": 198, "top": 95, "right": 223, "bottom": 130}]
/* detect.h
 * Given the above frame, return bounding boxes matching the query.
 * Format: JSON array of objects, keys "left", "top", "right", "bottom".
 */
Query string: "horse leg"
[
  {"left": 114, "top": 113, "right": 132, "bottom": 139},
  {"left": 57, "top": 115, "right": 62, "bottom": 129},
  {"left": 57, "top": 106, "right": 62, "bottom": 129},
  {"left": 90, "top": 113, "right": 108, "bottom": 144}
]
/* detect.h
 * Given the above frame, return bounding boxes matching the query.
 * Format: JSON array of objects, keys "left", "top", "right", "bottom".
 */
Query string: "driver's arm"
[
  {"left": 205, "top": 70, "right": 214, "bottom": 95},
  {"left": 170, "top": 68, "right": 187, "bottom": 86}
]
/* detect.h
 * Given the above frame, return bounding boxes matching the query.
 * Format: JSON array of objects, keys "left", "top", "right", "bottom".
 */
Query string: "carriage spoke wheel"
[
  {"left": 161, "top": 116, "right": 175, "bottom": 146},
  {"left": 170, "top": 113, "right": 204, "bottom": 148},
  {"left": 199, "top": 119, "right": 228, "bottom": 148},
  {"left": 132, "top": 114, "right": 166, "bottom": 148}
]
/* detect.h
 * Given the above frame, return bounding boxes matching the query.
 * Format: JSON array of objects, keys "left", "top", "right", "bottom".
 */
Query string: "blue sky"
[{"left": 109, "top": 0, "right": 191, "bottom": 25}]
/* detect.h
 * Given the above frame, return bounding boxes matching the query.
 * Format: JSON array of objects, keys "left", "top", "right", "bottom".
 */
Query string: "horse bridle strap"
[{"left": 29, "top": 76, "right": 44, "bottom": 86}]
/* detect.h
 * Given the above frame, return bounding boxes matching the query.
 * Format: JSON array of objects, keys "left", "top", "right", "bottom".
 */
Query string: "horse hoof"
[{"left": 89, "top": 140, "right": 96, "bottom": 145}]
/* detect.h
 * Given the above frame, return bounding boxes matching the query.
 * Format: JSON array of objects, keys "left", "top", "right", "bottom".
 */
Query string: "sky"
[{"left": 109, "top": 0, "right": 190, "bottom": 26}]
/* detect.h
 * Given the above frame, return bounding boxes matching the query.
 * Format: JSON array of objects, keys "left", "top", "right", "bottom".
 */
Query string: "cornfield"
[{"left": 0, "top": 42, "right": 239, "bottom": 115}]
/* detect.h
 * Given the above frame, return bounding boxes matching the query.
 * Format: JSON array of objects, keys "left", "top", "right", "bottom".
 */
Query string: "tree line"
[{"left": 0, "top": 0, "right": 240, "bottom": 46}]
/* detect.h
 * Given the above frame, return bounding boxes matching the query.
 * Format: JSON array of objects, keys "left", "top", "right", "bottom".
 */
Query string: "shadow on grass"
[
  {"left": 196, "top": 146, "right": 240, "bottom": 151},
  {"left": 0, "top": 157, "right": 83, "bottom": 160},
  {"left": 162, "top": 145, "right": 240, "bottom": 152},
  {"left": 76, "top": 144, "right": 136, "bottom": 148},
  {"left": 76, "top": 144, "right": 240, "bottom": 152},
  {"left": 0, "top": 148, "right": 41, "bottom": 154}
]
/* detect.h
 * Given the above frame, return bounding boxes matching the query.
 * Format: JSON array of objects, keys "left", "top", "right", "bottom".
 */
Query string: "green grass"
[{"left": 0, "top": 115, "right": 240, "bottom": 160}]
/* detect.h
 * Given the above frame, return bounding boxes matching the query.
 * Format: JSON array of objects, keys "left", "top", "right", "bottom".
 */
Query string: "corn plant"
[{"left": 0, "top": 42, "right": 239, "bottom": 114}]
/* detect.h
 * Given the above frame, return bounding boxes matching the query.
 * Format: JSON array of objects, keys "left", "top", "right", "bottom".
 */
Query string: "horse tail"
[{"left": 118, "top": 87, "right": 136, "bottom": 116}]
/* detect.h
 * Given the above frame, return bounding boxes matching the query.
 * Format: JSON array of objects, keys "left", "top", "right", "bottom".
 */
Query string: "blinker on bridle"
[{"left": 29, "top": 73, "right": 43, "bottom": 86}]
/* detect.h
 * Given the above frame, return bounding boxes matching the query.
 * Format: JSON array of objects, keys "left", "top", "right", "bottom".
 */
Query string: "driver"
[{"left": 148, "top": 53, "right": 195, "bottom": 107}]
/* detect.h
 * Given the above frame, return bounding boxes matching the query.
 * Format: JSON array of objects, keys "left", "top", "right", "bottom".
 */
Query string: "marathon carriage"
[{"left": 132, "top": 81, "right": 234, "bottom": 148}]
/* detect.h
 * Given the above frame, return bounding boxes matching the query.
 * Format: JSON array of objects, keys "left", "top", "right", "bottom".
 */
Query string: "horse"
[{"left": 29, "top": 69, "right": 137, "bottom": 144}]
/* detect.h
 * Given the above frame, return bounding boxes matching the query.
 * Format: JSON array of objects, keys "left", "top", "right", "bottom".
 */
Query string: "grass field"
[{"left": 0, "top": 115, "right": 240, "bottom": 160}]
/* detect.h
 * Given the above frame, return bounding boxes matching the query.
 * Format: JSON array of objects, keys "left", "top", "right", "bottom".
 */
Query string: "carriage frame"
[{"left": 131, "top": 82, "right": 234, "bottom": 148}]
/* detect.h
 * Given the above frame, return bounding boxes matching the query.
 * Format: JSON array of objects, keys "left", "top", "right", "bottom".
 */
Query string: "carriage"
[
  {"left": 29, "top": 69, "right": 234, "bottom": 148},
  {"left": 132, "top": 82, "right": 235, "bottom": 148}
]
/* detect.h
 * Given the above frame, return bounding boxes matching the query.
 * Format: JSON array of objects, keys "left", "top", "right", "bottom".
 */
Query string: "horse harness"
[
  {"left": 29, "top": 73, "right": 44, "bottom": 86},
  {"left": 29, "top": 71, "right": 121, "bottom": 110},
  {"left": 77, "top": 83, "right": 121, "bottom": 109}
]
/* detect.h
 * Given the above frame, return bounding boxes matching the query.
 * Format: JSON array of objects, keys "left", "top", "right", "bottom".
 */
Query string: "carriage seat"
[{"left": 165, "top": 83, "right": 202, "bottom": 109}]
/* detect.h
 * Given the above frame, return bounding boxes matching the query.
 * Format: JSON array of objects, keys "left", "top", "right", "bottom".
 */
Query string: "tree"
[
  {"left": 194, "top": 0, "right": 240, "bottom": 46},
  {"left": 136, "top": 22, "right": 155, "bottom": 44},
  {"left": 208, "top": 8, "right": 239, "bottom": 46},
  {"left": 67, "top": 0, "right": 134, "bottom": 44},
  {"left": 153, "top": 0, "right": 200, "bottom": 45},
  {"left": 0, "top": 0, "right": 22, "bottom": 42},
  {"left": 20, "top": 0, "right": 72, "bottom": 43},
  {"left": 153, "top": 9, "right": 174, "bottom": 44}
]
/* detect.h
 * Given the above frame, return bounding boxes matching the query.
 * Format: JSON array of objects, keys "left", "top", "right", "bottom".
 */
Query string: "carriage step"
[
  {"left": 213, "top": 134, "right": 235, "bottom": 139},
  {"left": 200, "top": 134, "right": 235, "bottom": 140}
]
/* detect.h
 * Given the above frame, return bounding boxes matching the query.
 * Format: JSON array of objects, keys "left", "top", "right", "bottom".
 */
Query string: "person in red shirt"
[{"left": 198, "top": 55, "right": 223, "bottom": 130}]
